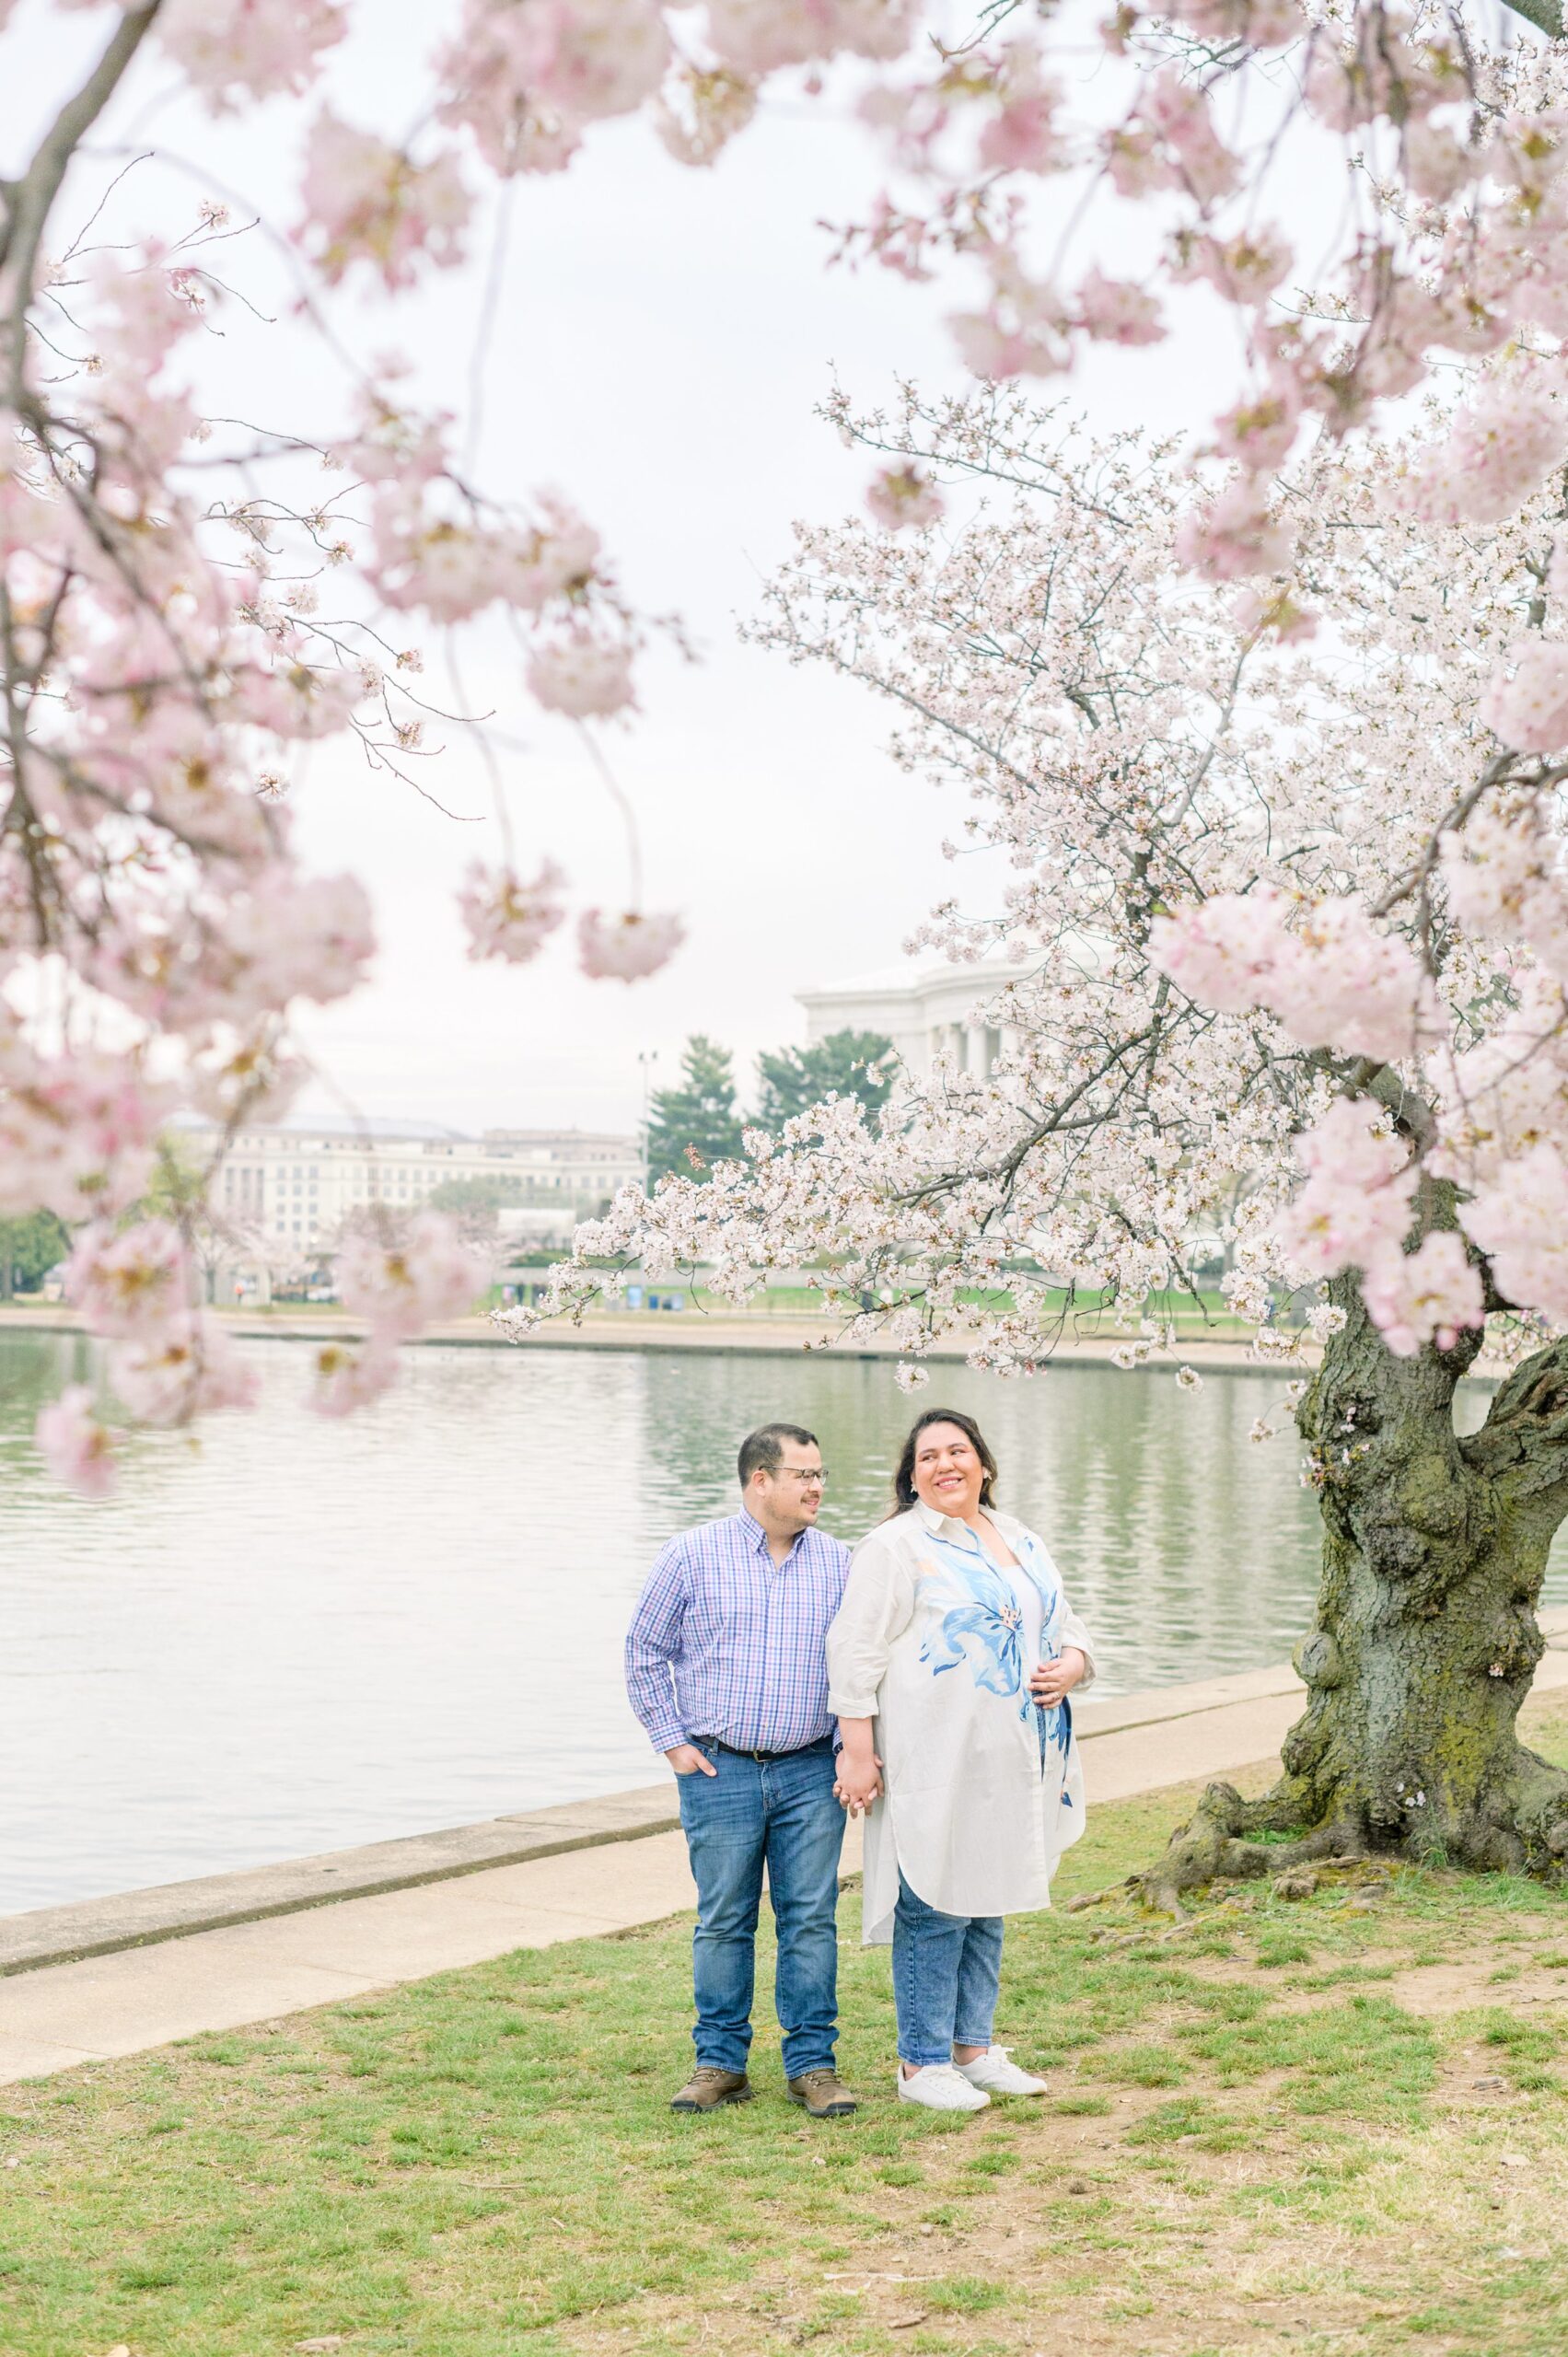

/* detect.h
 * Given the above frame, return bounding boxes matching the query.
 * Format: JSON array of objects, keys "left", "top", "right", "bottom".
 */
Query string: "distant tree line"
[{"left": 645, "top": 1030, "right": 895, "bottom": 1187}]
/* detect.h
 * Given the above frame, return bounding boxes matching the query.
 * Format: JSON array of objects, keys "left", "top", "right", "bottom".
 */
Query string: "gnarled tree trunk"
[{"left": 1142, "top": 1274, "right": 1568, "bottom": 1911}]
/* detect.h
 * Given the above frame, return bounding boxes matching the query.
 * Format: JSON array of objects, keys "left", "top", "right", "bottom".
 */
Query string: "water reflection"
[{"left": 0, "top": 1330, "right": 1554, "bottom": 1912}]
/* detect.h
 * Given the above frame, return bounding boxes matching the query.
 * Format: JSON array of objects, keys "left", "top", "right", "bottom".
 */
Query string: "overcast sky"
[{"left": 9, "top": 0, "right": 1264, "bottom": 1137}]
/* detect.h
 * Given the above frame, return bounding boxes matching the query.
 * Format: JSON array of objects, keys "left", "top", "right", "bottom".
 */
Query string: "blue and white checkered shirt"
[{"left": 625, "top": 1509, "right": 851, "bottom": 1755}]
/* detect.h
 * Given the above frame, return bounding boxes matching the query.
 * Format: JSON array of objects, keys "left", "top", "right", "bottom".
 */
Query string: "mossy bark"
[{"left": 1141, "top": 1276, "right": 1568, "bottom": 1912}]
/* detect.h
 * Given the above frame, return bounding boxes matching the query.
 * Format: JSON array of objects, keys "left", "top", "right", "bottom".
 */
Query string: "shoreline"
[
  {"left": 0, "top": 1299, "right": 1314, "bottom": 1376},
  {"left": 3, "top": 1301, "right": 1527, "bottom": 1384}
]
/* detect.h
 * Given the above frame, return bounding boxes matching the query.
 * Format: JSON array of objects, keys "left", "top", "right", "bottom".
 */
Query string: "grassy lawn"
[{"left": 7, "top": 1717, "right": 1568, "bottom": 2356}]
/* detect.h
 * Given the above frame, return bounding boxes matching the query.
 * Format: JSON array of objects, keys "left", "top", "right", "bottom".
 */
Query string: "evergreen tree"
[
  {"left": 646, "top": 1036, "right": 744, "bottom": 1185},
  {"left": 0, "top": 1211, "right": 70, "bottom": 1298},
  {"left": 755, "top": 1029, "right": 896, "bottom": 1132}
]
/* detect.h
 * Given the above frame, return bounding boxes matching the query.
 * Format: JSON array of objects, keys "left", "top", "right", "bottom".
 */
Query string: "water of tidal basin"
[{"left": 4, "top": 1329, "right": 1559, "bottom": 1914}]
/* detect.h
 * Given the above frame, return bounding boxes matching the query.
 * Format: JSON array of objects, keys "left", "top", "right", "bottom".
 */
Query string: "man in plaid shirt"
[{"left": 625, "top": 1422, "right": 855, "bottom": 2119}]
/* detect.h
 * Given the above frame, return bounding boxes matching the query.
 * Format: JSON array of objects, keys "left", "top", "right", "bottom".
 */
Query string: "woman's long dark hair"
[{"left": 891, "top": 1408, "right": 998, "bottom": 1514}]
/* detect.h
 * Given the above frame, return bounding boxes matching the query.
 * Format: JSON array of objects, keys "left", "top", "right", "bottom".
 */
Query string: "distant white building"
[
  {"left": 796, "top": 951, "right": 1032, "bottom": 1081},
  {"left": 197, "top": 1117, "right": 642, "bottom": 1257}
]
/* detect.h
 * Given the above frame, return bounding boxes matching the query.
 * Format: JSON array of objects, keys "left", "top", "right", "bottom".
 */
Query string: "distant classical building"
[
  {"left": 796, "top": 951, "right": 1031, "bottom": 1081},
  {"left": 199, "top": 1117, "right": 642, "bottom": 1257}
]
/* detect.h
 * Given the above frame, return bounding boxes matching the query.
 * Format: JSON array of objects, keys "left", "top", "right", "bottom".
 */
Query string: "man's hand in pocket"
[{"left": 667, "top": 1744, "right": 718, "bottom": 1778}]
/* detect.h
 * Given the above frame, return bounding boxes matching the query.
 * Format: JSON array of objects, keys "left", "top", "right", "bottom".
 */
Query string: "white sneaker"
[
  {"left": 897, "top": 2062, "right": 990, "bottom": 2113},
  {"left": 955, "top": 2044, "right": 1048, "bottom": 2096}
]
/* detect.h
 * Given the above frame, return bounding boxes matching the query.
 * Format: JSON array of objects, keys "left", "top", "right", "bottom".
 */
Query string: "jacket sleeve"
[
  {"left": 1061, "top": 1596, "right": 1098, "bottom": 1691},
  {"left": 826, "top": 1525, "right": 918, "bottom": 1721},
  {"left": 624, "top": 1538, "right": 691, "bottom": 1754}
]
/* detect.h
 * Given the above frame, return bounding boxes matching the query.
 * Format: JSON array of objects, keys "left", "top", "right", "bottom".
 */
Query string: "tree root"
[
  {"left": 1134, "top": 1747, "right": 1568, "bottom": 1916},
  {"left": 1135, "top": 1780, "right": 1371, "bottom": 1920}
]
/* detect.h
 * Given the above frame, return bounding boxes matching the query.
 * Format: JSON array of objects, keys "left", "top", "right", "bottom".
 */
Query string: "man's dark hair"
[{"left": 738, "top": 1422, "right": 819, "bottom": 1489}]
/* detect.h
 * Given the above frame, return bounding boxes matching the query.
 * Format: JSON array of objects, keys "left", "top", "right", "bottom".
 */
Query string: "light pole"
[{"left": 636, "top": 1049, "right": 659, "bottom": 1196}]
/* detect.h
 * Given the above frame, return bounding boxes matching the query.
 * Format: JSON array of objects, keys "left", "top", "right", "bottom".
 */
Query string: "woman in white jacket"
[{"left": 829, "top": 1407, "right": 1094, "bottom": 2114}]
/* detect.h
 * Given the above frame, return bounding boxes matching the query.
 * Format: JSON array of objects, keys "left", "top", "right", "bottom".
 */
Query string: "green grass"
[{"left": 6, "top": 1717, "right": 1568, "bottom": 2356}]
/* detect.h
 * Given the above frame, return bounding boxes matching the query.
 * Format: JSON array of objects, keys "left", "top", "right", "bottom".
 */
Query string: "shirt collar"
[
  {"left": 912, "top": 1499, "right": 1023, "bottom": 1548},
  {"left": 738, "top": 1506, "right": 804, "bottom": 1560}
]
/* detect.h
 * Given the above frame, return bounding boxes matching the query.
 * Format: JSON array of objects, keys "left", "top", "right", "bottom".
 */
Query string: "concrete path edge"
[{"left": 11, "top": 1608, "right": 1567, "bottom": 1983}]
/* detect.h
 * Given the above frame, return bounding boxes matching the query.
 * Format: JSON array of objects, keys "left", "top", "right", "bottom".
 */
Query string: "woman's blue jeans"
[
  {"left": 892, "top": 1872, "right": 1005, "bottom": 2068},
  {"left": 675, "top": 1738, "right": 845, "bottom": 2079}
]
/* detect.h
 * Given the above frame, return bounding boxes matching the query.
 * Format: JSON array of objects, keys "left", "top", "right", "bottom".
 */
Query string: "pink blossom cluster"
[
  {"left": 1461, "top": 1144, "right": 1568, "bottom": 1328},
  {"left": 459, "top": 858, "right": 567, "bottom": 965},
  {"left": 1396, "top": 364, "right": 1568, "bottom": 532},
  {"left": 1152, "top": 890, "right": 1437, "bottom": 1063},
  {"left": 347, "top": 412, "right": 640, "bottom": 716},
  {"left": 578, "top": 907, "right": 687, "bottom": 981},
  {"left": 1479, "top": 642, "right": 1568, "bottom": 759},
  {"left": 865, "top": 465, "right": 945, "bottom": 532},
  {"left": 298, "top": 111, "right": 473, "bottom": 290},
  {"left": 1439, "top": 797, "right": 1568, "bottom": 975},
  {"left": 337, "top": 1214, "right": 492, "bottom": 1341},
  {"left": 38, "top": 1221, "right": 260, "bottom": 1492}
]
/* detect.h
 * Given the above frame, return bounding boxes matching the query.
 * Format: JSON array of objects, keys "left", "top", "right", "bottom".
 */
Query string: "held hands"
[
  {"left": 666, "top": 1743, "right": 717, "bottom": 1778},
  {"left": 833, "top": 1746, "right": 884, "bottom": 1817},
  {"left": 1029, "top": 1647, "right": 1088, "bottom": 1710}
]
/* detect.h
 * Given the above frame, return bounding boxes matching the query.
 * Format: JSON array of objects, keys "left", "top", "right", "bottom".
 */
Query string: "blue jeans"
[
  {"left": 893, "top": 1873, "right": 1005, "bottom": 2068},
  {"left": 676, "top": 1739, "right": 845, "bottom": 2078}
]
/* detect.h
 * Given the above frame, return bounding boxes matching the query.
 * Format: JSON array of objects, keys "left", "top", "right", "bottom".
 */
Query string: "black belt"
[{"left": 691, "top": 1736, "right": 831, "bottom": 1764}]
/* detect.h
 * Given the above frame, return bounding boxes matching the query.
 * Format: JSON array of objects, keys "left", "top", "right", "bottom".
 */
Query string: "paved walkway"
[{"left": 5, "top": 1620, "right": 1566, "bottom": 2089}]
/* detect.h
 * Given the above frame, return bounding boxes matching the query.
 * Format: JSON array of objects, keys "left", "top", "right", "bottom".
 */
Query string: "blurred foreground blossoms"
[{"left": 6, "top": 0, "right": 1568, "bottom": 1492}]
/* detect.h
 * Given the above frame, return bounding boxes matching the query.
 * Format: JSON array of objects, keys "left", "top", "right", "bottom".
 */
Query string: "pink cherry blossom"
[
  {"left": 979, "top": 94, "right": 1063, "bottom": 177},
  {"left": 1209, "top": 389, "right": 1301, "bottom": 471},
  {"left": 1480, "top": 641, "right": 1568, "bottom": 756},
  {"left": 1396, "top": 363, "right": 1568, "bottom": 529},
  {"left": 310, "top": 1336, "right": 401, "bottom": 1418},
  {"left": 337, "top": 1213, "right": 491, "bottom": 1341},
  {"left": 577, "top": 907, "right": 686, "bottom": 981},
  {"left": 1231, "top": 585, "right": 1317, "bottom": 644},
  {"left": 298, "top": 112, "right": 472, "bottom": 289},
  {"left": 1074, "top": 270, "right": 1166, "bottom": 346},
  {"left": 1150, "top": 886, "right": 1297, "bottom": 1016},
  {"left": 67, "top": 1221, "right": 191, "bottom": 1341},
  {"left": 1463, "top": 1144, "right": 1568, "bottom": 1325},
  {"left": 1173, "top": 480, "right": 1295, "bottom": 581},
  {"left": 1439, "top": 795, "right": 1568, "bottom": 975},
  {"left": 436, "top": 0, "right": 669, "bottom": 169},
  {"left": 0, "top": 1039, "right": 174, "bottom": 1224},
  {"left": 1156, "top": 890, "right": 1437, "bottom": 1062},
  {"left": 110, "top": 1317, "right": 260, "bottom": 1426},
  {"left": 510, "top": 496, "right": 603, "bottom": 612},
  {"left": 1360, "top": 1232, "right": 1485, "bottom": 1357},
  {"left": 865, "top": 464, "right": 945, "bottom": 531},
  {"left": 1171, "top": 0, "right": 1299, "bottom": 47},
  {"left": 705, "top": 0, "right": 918, "bottom": 76},
  {"left": 656, "top": 66, "right": 759, "bottom": 168},
  {"left": 1272, "top": 1100, "right": 1418, "bottom": 1278},
  {"left": 527, "top": 626, "right": 635, "bottom": 717},
  {"left": 459, "top": 857, "right": 568, "bottom": 964},
  {"left": 35, "top": 1386, "right": 118, "bottom": 1501},
  {"left": 153, "top": 0, "right": 347, "bottom": 110}
]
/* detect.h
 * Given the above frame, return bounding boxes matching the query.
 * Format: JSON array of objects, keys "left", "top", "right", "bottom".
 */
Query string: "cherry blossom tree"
[
  {"left": 522, "top": 382, "right": 1568, "bottom": 1896},
  {"left": 6, "top": 0, "right": 1568, "bottom": 1508}
]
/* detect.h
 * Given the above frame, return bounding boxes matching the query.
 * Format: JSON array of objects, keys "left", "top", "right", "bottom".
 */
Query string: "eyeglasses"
[{"left": 776, "top": 1467, "right": 829, "bottom": 1486}]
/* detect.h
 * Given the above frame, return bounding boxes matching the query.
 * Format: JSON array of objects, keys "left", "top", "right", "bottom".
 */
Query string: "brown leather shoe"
[
  {"left": 669, "top": 2066, "right": 754, "bottom": 2112},
  {"left": 787, "top": 2068, "right": 857, "bottom": 2119}
]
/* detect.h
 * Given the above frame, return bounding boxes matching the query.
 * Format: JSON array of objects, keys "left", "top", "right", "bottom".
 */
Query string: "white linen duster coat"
[{"left": 827, "top": 1502, "right": 1095, "bottom": 1945}]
